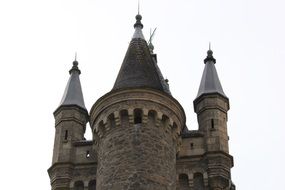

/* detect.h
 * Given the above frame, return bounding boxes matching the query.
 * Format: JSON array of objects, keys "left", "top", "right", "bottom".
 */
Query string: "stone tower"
[
  {"left": 48, "top": 13, "right": 235, "bottom": 190},
  {"left": 90, "top": 14, "right": 185, "bottom": 190}
]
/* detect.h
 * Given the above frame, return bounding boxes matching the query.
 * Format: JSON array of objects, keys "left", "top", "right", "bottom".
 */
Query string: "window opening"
[
  {"left": 86, "top": 150, "right": 90, "bottom": 158},
  {"left": 134, "top": 109, "right": 142, "bottom": 124},
  {"left": 211, "top": 119, "right": 214, "bottom": 129},
  {"left": 74, "top": 181, "right": 84, "bottom": 190},
  {"left": 64, "top": 130, "right": 68, "bottom": 140},
  {"left": 88, "top": 180, "right": 96, "bottom": 190}
]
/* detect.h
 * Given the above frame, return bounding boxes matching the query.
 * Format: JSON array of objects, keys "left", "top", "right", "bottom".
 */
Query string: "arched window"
[
  {"left": 193, "top": 173, "right": 204, "bottom": 190},
  {"left": 178, "top": 173, "right": 190, "bottom": 190},
  {"left": 88, "top": 180, "right": 96, "bottom": 190},
  {"left": 107, "top": 113, "right": 115, "bottom": 128},
  {"left": 74, "top": 181, "right": 84, "bottom": 190}
]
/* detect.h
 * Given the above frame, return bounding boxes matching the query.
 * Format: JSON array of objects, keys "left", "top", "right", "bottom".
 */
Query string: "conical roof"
[
  {"left": 59, "top": 59, "right": 87, "bottom": 110},
  {"left": 196, "top": 49, "right": 227, "bottom": 98},
  {"left": 112, "top": 14, "right": 170, "bottom": 95}
]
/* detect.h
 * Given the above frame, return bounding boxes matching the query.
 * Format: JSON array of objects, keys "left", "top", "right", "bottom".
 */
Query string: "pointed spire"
[
  {"left": 58, "top": 58, "right": 86, "bottom": 110},
  {"left": 196, "top": 48, "right": 226, "bottom": 98},
  {"left": 113, "top": 13, "right": 170, "bottom": 95}
]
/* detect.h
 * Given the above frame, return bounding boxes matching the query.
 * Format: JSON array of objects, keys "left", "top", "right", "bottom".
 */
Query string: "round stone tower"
[{"left": 90, "top": 14, "right": 186, "bottom": 190}]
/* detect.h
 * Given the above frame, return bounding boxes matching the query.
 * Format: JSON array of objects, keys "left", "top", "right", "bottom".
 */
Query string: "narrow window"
[
  {"left": 88, "top": 180, "right": 96, "bottom": 190},
  {"left": 190, "top": 143, "right": 194, "bottom": 149},
  {"left": 86, "top": 150, "right": 90, "bottom": 158},
  {"left": 134, "top": 109, "right": 142, "bottom": 124},
  {"left": 178, "top": 174, "right": 190, "bottom": 189},
  {"left": 64, "top": 130, "right": 68, "bottom": 140},
  {"left": 193, "top": 173, "right": 204, "bottom": 190},
  {"left": 74, "top": 181, "right": 84, "bottom": 190},
  {"left": 211, "top": 119, "right": 214, "bottom": 129}
]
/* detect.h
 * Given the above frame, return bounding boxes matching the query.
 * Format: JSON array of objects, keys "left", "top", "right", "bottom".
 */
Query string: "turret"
[
  {"left": 194, "top": 49, "right": 234, "bottom": 190},
  {"left": 90, "top": 14, "right": 186, "bottom": 190},
  {"left": 194, "top": 48, "right": 229, "bottom": 153},
  {"left": 48, "top": 59, "right": 89, "bottom": 190}
]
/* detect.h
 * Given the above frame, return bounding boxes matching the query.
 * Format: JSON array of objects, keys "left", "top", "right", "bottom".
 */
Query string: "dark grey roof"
[
  {"left": 59, "top": 60, "right": 87, "bottom": 110},
  {"left": 112, "top": 14, "right": 170, "bottom": 95},
  {"left": 196, "top": 49, "right": 227, "bottom": 98}
]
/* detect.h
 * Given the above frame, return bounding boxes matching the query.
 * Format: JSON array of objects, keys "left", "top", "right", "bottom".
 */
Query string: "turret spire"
[
  {"left": 58, "top": 58, "right": 86, "bottom": 111},
  {"left": 196, "top": 48, "right": 226, "bottom": 98},
  {"left": 113, "top": 13, "right": 170, "bottom": 95}
]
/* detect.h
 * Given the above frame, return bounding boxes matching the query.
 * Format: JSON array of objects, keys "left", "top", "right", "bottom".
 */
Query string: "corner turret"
[
  {"left": 193, "top": 48, "right": 234, "bottom": 190},
  {"left": 49, "top": 58, "right": 89, "bottom": 190}
]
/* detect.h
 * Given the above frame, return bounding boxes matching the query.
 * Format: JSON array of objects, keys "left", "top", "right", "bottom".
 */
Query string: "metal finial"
[
  {"left": 134, "top": 13, "right": 143, "bottom": 28},
  {"left": 70, "top": 53, "right": 80, "bottom": 74},
  {"left": 73, "top": 52, "right": 78, "bottom": 67},
  {"left": 204, "top": 44, "right": 216, "bottom": 64}
]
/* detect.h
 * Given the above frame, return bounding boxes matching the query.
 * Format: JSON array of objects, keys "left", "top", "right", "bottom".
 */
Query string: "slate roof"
[
  {"left": 59, "top": 60, "right": 87, "bottom": 110},
  {"left": 112, "top": 14, "right": 170, "bottom": 95},
  {"left": 196, "top": 49, "right": 227, "bottom": 98}
]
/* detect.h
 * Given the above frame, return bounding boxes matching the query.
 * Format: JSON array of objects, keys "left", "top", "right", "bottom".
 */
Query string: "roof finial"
[
  {"left": 70, "top": 54, "right": 81, "bottom": 74},
  {"left": 134, "top": 1, "right": 143, "bottom": 29},
  {"left": 204, "top": 44, "right": 216, "bottom": 64}
]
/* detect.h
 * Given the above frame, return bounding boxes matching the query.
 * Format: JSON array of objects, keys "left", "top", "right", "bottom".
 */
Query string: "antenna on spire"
[
  {"left": 209, "top": 42, "right": 211, "bottom": 50},
  {"left": 138, "top": 0, "right": 140, "bottom": 15},
  {"left": 75, "top": 52, "right": 77, "bottom": 61}
]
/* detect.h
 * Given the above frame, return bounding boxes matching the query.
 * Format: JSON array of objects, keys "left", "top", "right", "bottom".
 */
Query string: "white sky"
[{"left": 0, "top": 0, "right": 284, "bottom": 189}]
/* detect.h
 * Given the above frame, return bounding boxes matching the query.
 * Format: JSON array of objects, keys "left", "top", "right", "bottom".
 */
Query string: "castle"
[{"left": 48, "top": 13, "right": 235, "bottom": 190}]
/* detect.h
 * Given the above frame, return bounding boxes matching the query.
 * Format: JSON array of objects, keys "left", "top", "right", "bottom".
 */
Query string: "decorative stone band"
[
  {"left": 54, "top": 105, "right": 89, "bottom": 128},
  {"left": 89, "top": 88, "right": 186, "bottom": 149}
]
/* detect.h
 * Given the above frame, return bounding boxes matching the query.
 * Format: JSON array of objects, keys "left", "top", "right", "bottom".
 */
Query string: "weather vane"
[{"left": 148, "top": 27, "right": 157, "bottom": 45}]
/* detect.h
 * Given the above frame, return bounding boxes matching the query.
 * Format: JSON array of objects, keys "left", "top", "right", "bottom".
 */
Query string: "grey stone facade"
[{"left": 48, "top": 14, "right": 235, "bottom": 190}]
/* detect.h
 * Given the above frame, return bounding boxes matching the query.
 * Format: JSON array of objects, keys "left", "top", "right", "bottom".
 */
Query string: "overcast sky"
[{"left": 0, "top": 0, "right": 284, "bottom": 189}]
